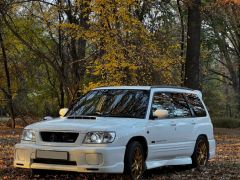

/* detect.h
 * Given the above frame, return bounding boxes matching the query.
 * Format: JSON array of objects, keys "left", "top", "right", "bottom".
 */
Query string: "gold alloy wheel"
[
  {"left": 131, "top": 146, "right": 143, "bottom": 179},
  {"left": 196, "top": 140, "right": 208, "bottom": 166}
]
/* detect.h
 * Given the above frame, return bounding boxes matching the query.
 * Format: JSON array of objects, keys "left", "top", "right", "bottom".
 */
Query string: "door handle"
[
  {"left": 170, "top": 123, "right": 176, "bottom": 126},
  {"left": 192, "top": 122, "right": 196, "bottom": 125}
]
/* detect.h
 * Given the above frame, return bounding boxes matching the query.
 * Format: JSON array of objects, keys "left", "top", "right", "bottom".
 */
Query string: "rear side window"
[
  {"left": 152, "top": 92, "right": 192, "bottom": 118},
  {"left": 185, "top": 93, "right": 207, "bottom": 117},
  {"left": 171, "top": 93, "right": 192, "bottom": 118}
]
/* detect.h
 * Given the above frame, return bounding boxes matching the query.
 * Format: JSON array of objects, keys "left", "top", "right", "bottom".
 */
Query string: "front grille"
[
  {"left": 33, "top": 158, "right": 77, "bottom": 166},
  {"left": 40, "top": 132, "right": 79, "bottom": 143}
]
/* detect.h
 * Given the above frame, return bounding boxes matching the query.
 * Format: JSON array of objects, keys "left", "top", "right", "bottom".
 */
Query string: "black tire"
[
  {"left": 124, "top": 141, "right": 145, "bottom": 180},
  {"left": 192, "top": 136, "right": 209, "bottom": 168}
]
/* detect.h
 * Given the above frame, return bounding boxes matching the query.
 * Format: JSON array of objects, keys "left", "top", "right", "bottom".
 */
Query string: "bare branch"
[{"left": 209, "top": 69, "right": 233, "bottom": 81}]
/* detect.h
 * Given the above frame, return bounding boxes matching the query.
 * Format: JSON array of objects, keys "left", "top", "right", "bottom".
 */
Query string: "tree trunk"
[
  {"left": 78, "top": 38, "right": 87, "bottom": 80},
  {"left": 65, "top": 1, "right": 89, "bottom": 101},
  {"left": 184, "top": 0, "right": 201, "bottom": 90},
  {"left": 78, "top": 1, "right": 89, "bottom": 81},
  {"left": 0, "top": 28, "right": 15, "bottom": 128},
  {"left": 177, "top": 0, "right": 185, "bottom": 84},
  {"left": 59, "top": 81, "right": 64, "bottom": 108},
  {"left": 58, "top": 0, "right": 65, "bottom": 108},
  {"left": 238, "top": 63, "right": 240, "bottom": 112},
  {"left": 77, "top": 4, "right": 89, "bottom": 88}
]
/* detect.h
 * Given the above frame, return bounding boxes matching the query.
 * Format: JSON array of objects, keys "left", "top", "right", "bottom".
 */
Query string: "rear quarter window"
[{"left": 185, "top": 93, "right": 207, "bottom": 117}]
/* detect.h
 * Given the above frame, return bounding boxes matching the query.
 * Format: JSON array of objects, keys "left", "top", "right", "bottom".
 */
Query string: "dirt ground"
[{"left": 0, "top": 125, "right": 239, "bottom": 180}]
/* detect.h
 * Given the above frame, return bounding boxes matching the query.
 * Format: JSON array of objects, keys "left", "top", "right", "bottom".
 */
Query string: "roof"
[
  {"left": 151, "top": 85, "right": 194, "bottom": 91},
  {"left": 95, "top": 85, "right": 193, "bottom": 91},
  {"left": 94, "top": 86, "right": 202, "bottom": 98},
  {"left": 94, "top": 86, "right": 151, "bottom": 90}
]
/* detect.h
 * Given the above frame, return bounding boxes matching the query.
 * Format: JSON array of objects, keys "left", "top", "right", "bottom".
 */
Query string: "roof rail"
[
  {"left": 151, "top": 85, "right": 194, "bottom": 91},
  {"left": 193, "top": 90, "right": 202, "bottom": 98}
]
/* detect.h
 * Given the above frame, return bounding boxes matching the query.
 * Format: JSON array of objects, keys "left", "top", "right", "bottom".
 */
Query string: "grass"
[{"left": 212, "top": 117, "right": 240, "bottom": 128}]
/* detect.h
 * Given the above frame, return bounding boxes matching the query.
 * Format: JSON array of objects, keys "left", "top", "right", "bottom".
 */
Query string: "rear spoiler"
[{"left": 193, "top": 90, "right": 202, "bottom": 99}]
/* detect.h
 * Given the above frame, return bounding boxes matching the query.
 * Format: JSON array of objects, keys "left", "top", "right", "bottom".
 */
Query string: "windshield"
[{"left": 66, "top": 89, "right": 150, "bottom": 119}]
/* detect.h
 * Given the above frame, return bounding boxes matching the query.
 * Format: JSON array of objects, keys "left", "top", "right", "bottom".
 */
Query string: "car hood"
[{"left": 26, "top": 117, "right": 146, "bottom": 133}]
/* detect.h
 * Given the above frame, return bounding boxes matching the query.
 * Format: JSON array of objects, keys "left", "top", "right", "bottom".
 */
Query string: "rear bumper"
[
  {"left": 208, "top": 139, "right": 216, "bottom": 159},
  {"left": 14, "top": 143, "right": 125, "bottom": 173}
]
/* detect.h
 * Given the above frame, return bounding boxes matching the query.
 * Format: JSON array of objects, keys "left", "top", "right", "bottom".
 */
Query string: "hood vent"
[{"left": 67, "top": 116, "right": 96, "bottom": 120}]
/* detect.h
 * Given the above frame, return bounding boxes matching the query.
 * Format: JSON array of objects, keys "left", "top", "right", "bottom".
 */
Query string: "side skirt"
[{"left": 146, "top": 157, "right": 192, "bottom": 170}]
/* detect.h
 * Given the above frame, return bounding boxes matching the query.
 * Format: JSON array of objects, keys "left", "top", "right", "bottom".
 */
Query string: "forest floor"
[{"left": 0, "top": 125, "right": 239, "bottom": 180}]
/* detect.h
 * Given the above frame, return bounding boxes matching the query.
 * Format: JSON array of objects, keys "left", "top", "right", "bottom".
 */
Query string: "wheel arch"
[
  {"left": 125, "top": 136, "right": 148, "bottom": 161},
  {"left": 194, "top": 134, "right": 210, "bottom": 157},
  {"left": 191, "top": 134, "right": 210, "bottom": 167},
  {"left": 197, "top": 134, "right": 208, "bottom": 141}
]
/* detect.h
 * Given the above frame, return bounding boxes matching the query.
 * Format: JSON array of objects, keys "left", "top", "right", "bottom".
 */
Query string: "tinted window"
[
  {"left": 152, "top": 92, "right": 191, "bottom": 119},
  {"left": 152, "top": 93, "right": 175, "bottom": 118},
  {"left": 67, "top": 89, "right": 150, "bottom": 119},
  {"left": 185, "top": 93, "right": 206, "bottom": 117},
  {"left": 171, "top": 93, "right": 192, "bottom": 118}
]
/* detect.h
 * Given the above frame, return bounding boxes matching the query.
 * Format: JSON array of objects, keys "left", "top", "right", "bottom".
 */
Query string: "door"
[
  {"left": 146, "top": 92, "right": 178, "bottom": 161},
  {"left": 179, "top": 93, "right": 209, "bottom": 156},
  {"left": 170, "top": 93, "right": 195, "bottom": 157}
]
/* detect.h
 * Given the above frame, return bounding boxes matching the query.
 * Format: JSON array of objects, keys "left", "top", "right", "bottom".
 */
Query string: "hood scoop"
[{"left": 67, "top": 116, "right": 96, "bottom": 120}]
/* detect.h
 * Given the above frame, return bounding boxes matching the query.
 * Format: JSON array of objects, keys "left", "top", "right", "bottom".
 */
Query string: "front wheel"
[
  {"left": 124, "top": 141, "right": 145, "bottom": 180},
  {"left": 192, "top": 136, "right": 209, "bottom": 168}
]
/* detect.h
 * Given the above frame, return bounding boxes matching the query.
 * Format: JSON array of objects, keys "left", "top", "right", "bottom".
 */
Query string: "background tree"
[
  {"left": 184, "top": 0, "right": 201, "bottom": 90},
  {"left": 0, "top": 0, "right": 239, "bottom": 127}
]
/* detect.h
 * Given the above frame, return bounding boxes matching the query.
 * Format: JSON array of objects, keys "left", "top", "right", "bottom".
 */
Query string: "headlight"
[
  {"left": 21, "top": 129, "right": 36, "bottom": 142},
  {"left": 83, "top": 131, "right": 116, "bottom": 144}
]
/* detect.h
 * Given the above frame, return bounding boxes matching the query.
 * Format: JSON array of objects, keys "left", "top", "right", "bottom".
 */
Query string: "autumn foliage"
[{"left": 0, "top": 1, "right": 239, "bottom": 123}]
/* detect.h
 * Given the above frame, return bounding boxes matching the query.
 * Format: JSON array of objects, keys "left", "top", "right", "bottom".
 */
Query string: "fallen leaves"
[{"left": 0, "top": 126, "right": 239, "bottom": 179}]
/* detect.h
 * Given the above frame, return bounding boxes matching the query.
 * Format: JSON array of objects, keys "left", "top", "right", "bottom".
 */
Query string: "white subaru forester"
[{"left": 14, "top": 86, "right": 215, "bottom": 179}]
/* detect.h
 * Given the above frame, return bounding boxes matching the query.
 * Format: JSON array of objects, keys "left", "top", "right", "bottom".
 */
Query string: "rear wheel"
[
  {"left": 124, "top": 141, "right": 145, "bottom": 180},
  {"left": 192, "top": 136, "right": 209, "bottom": 168}
]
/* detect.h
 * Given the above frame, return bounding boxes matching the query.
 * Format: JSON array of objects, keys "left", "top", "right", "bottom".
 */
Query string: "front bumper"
[
  {"left": 14, "top": 143, "right": 125, "bottom": 173},
  {"left": 208, "top": 139, "right": 216, "bottom": 159}
]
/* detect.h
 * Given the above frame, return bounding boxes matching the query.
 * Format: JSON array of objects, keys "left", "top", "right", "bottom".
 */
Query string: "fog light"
[
  {"left": 85, "top": 153, "right": 102, "bottom": 165},
  {"left": 15, "top": 149, "right": 25, "bottom": 161}
]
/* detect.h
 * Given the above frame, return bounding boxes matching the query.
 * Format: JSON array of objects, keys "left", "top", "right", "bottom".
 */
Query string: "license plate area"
[{"left": 36, "top": 150, "right": 68, "bottom": 160}]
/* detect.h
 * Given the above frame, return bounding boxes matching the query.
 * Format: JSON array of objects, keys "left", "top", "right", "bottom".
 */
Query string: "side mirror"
[
  {"left": 153, "top": 109, "right": 169, "bottom": 119},
  {"left": 59, "top": 108, "right": 69, "bottom": 117}
]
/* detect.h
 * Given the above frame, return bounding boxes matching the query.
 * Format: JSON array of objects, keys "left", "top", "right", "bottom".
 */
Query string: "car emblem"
[{"left": 49, "top": 133, "right": 56, "bottom": 142}]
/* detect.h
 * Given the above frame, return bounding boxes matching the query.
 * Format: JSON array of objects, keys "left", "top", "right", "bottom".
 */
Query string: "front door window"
[{"left": 151, "top": 92, "right": 191, "bottom": 119}]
